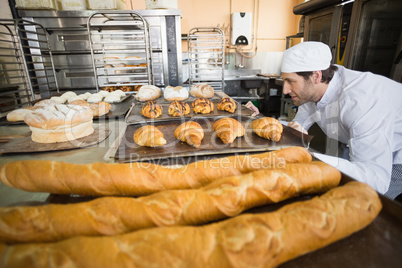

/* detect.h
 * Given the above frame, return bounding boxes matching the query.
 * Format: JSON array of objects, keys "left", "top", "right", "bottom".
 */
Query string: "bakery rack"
[
  {"left": 87, "top": 11, "right": 154, "bottom": 92},
  {"left": 0, "top": 19, "right": 58, "bottom": 114},
  {"left": 187, "top": 27, "right": 225, "bottom": 91}
]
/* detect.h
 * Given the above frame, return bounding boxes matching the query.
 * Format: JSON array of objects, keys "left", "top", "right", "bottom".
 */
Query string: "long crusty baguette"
[
  {"left": 0, "top": 182, "right": 382, "bottom": 268},
  {"left": 0, "top": 161, "right": 340, "bottom": 244},
  {"left": 0, "top": 146, "right": 311, "bottom": 196}
]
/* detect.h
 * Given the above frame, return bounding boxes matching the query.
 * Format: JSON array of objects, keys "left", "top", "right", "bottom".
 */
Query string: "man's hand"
[{"left": 288, "top": 121, "right": 308, "bottom": 135}]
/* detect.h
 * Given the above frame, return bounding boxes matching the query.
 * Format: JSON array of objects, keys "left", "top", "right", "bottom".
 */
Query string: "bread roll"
[
  {"left": 174, "top": 121, "right": 204, "bottom": 148},
  {"left": 89, "top": 102, "right": 112, "bottom": 117},
  {"left": 0, "top": 147, "right": 312, "bottom": 196},
  {"left": 134, "top": 125, "right": 166, "bottom": 147},
  {"left": 135, "top": 85, "right": 162, "bottom": 102},
  {"left": 0, "top": 182, "right": 381, "bottom": 268},
  {"left": 192, "top": 98, "right": 214, "bottom": 114},
  {"left": 217, "top": 98, "right": 237, "bottom": 113},
  {"left": 23, "top": 104, "right": 94, "bottom": 143},
  {"left": 164, "top": 86, "right": 189, "bottom": 101},
  {"left": 0, "top": 161, "right": 341, "bottom": 244},
  {"left": 140, "top": 101, "right": 163, "bottom": 118},
  {"left": 252, "top": 117, "right": 284, "bottom": 142},
  {"left": 168, "top": 101, "right": 191, "bottom": 117},
  {"left": 213, "top": 117, "right": 245, "bottom": 144},
  {"left": 60, "top": 91, "right": 77, "bottom": 100},
  {"left": 6, "top": 107, "right": 39, "bottom": 122},
  {"left": 103, "top": 94, "right": 121, "bottom": 103},
  {"left": 50, "top": 96, "right": 66, "bottom": 103},
  {"left": 69, "top": 99, "right": 89, "bottom": 107},
  {"left": 33, "top": 99, "right": 60, "bottom": 107},
  {"left": 87, "top": 94, "right": 103, "bottom": 103},
  {"left": 190, "top": 83, "right": 214, "bottom": 98}
]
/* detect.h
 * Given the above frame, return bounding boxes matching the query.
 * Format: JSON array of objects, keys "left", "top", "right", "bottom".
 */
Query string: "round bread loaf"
[
  {"left": 6, "top": 107, "right": 40, "bottom": 122},
  {"left": 136, "top": 85, "right": 162, "bottom": 102},
  {"left": 24, "top": 104, "right": 94, "bottom": 143},
  {"left": 50, "top": 96, "right": 66, "bottom": 103},
  {"left": 87, "top": 94, "right": 103, "bottom": 103},
  {"left": 164, "top": 86, "right": 189, "bottom": 101},
  {"left": 90, "top": 102, "right": 112, "bottom": 117},
  {"left": 189, "top": 84, "right": 214, "bottom": 98},
  {"left": 34, "top": 99, "right": 61, "bottom": 107},
  {"left": 60, "top": 91, "right": 77, "bottom": 100},
  {"left": 69, "top": 99, "right": 89, "bottom": 107}
]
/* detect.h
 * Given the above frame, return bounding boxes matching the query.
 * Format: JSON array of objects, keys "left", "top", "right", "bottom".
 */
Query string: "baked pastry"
[
  {"left": 102, "top": 85, "right": 116, "bottom": 92},
  {"left": 174, "top": 121, "right": 204, "bottom": 148},
  {"left": 0, "top": 182, "right": 381, "bottom": 268},
  {"left": 0, "top": 161, "right": 341, "bottom": 243},
  {"left": 134, "top": 125, "right": 166, "bottom": 147},
  {"left": 217, "top": 98, "right": 237, "bottom": 113},
  {"left": 69, "top": 99, "right": 89, "bottom": 107},
  {"left": 115, "top": 63, "right": 126, "bottom": 68},
  {"left": 252, "top": 117, "right": 284, "bottom": 142},
  {"left": 90, "top": 101, "right": 112, "bottom": 117},
  {"left": 103, "top": 94, "right": 121, "bottom": 103},
  {"left": 60, "top": 91, "right": 77, "bottom": 100},
  {"left": 23, "top": 104, "right": 94, "bottom": 143},
  {"left": 118, "top": 84, "right": 132, "bottom": 92},
  {"left": 98, "top": 91, "right": 109, "bottom": 97},
  {"left": 168, "top": 101, "right": 191, "bottom": 117},
  {"left": 0, "top": 147, "right": 312, "bottom": 196},
  {"left": 87, "top": 94, "right": 103, "bottom": 103},
  {"left": 192, "top": 98, "right": 214, "bottom": 114},
  {"left": 111, "top": 90, "right": 125, "bottom": 98},
  {"left": 164, "top": 86, "right": 189, "bottom": 101},
  {"left": 77, "top": 93, "right": 90, "bottom": 101},
  {"left": 141, "top": 101, "right": 163, "bottom": 118},
  {"left": 135, "top": 85, "right": 162, "bottom": 102},
  {"left": 104, "top": 64, "right": 113, "bottom": 68},
  {"left": 67, "top": 96, "right": 84, "bottom": 103},
  {"left": 133, "top": 85, "right": 142, "bottom": 91},
  {"left": 34, "top": 99, "right": 61, "bottom": 107},
  {"left": 189, "top": 83, "right": 214, "bottom": 98},
  {"left": 50, "top": 96, "right": 66, "bottom": 103},
  {"left": 6, "top": 107, "right": 39, "bottom": 122},
  {"left": 213, "top": 117, "right": 245, "bottom": 144}
]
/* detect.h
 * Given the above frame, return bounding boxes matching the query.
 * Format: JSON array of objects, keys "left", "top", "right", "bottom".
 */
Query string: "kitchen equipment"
[
  {"left": 187, "top": 27, "right": 225, "bottom": 91},
  {"left": 231, "top": 12, "right": 252, "bottom": 46},
  {"left": 87, "top": 11, "right": 153, "bottom": 92},
  {"left": 0, "top": 19, "right": 58, "bottom": 114},
  {"left": 17, "top": 9, "right": 183, "bottom": 91}
]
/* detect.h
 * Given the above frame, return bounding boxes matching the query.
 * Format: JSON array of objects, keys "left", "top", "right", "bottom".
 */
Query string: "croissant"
[
  {"left": 252, "top": 117, "right": 283, "bottom": 142},
  {"left": 133, "top": 125, "right": 166, "bottom": 147},
  {"left": 213, "top": 117, "right": 245, "bottom": 144},
  {"left": 141, "top": 101, "right": 163, "bottom": 118},
  {"left": 217, "top": 98, "right": 237, "bottom": 113},
  {"left": 192, "top": 98, "right": 214, "bottom": 114},
  {"left": 174, "top": 121, "right": 204, "bottom": 148},
  {"left": 168, "top": 101, "right": 191, "bottom": 117}
]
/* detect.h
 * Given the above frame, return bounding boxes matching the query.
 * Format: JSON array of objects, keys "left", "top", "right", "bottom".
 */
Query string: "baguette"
[
  {"left": 0, "top": 147, "right": 311, "bottom": 196},
  {"left": 0, "top": 182, "right": 382, "bottom": 268},
  {"left": 0, "top": 161, "right": 340, "bottom": 244}
]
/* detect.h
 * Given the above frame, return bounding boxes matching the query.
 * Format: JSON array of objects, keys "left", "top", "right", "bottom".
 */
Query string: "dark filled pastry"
[
  {"left": 217, "top": 98, "right": 237, "bottom": 113},
  {"left": 141, "top": 101, "right": 163, "bottom": 118},
  {"left": 168, "top": 101, "right": 191, "bottom": 117},
  {"left": 192, "top": 98, "right": 214, "bottom": 114}
]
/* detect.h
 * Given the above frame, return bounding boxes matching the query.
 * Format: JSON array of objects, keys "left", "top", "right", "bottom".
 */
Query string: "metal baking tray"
[
  {"left": 125, "top": 95, "right": 255, "bottom": 125},
  {"left": 114, "top": 115, "right": 312, "bottom": 163}
]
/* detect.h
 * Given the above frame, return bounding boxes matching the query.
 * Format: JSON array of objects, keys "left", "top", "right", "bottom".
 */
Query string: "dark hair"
[{"left": 296, "top": 65, "right": 338, "bottom": 84}]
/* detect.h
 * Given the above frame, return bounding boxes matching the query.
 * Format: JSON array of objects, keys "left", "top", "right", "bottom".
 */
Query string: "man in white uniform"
[{"left": 281, "top": 41, "right": 402, "bottom": 200}]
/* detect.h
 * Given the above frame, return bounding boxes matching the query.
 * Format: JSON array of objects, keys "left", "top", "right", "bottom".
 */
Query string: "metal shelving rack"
[
  {"left": 87, "top": 11, "right": 154, "bottom": 92},
  {"left": 187, "top": 27, "right": 225, "bottom": 91},
  {"left": 0, "top": 19, "right": 58, "bottom": 115}
]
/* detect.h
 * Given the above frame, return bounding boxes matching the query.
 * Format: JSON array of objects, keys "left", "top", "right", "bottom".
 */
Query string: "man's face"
[{"left": 282, "top": 72, "right": 315, "bottom": 106}]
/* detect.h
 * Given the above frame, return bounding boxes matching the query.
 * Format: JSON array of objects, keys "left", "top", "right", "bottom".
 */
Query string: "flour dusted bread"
[
  {"left": 136, "top": 85, "right": 162, "bottom": 101},
  {"left": 0, "top": 161, "right": 341, "bottom": 244},
  {"left": 164, "top": 86, "right": 189, "bottom": 101},
  {"left": 134, "top": 125, "right": 166, "bottom": 147},
  {"left": 190, "top": 83, "right": 215, "bottom": 98},
  {"left": 90, "top": 101, "right": 112, "bottom": 117},
  {"left": 213, "top": 117, "right": 245, "bottom": 144},
  {"left": 0, "top": 182, "right": 381, "bottom": 268},
  {"left": 6, "top": 107, "right": 39, "bottom": 122},
  {"left": 34, "top": 99, "right": 60, "bottom": 107},
  {"left": 0, "top": 147, "right": 312, "bottom": 196},
  {"left": 23, "top": 104, "right": 94, "bottom": 143},
  {"left": 252, "top": 117, "right": 283, "bottom": 142},
  {"left": 174, "top": 121, "right": 204, "bottom": 148}
]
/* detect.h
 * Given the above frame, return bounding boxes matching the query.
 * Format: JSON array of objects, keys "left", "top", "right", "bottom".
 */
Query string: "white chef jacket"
[{"left": 294, "top": 65, "right": 402, "bottom": 195}]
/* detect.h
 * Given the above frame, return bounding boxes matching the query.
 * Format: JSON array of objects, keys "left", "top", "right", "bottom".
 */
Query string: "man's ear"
[{"left": 312, "top": 71, "right": 322, "bottom": 84}]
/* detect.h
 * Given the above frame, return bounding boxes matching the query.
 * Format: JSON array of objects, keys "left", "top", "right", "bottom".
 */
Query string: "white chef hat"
[{"left": 281, "top": 41, "right": 332, "bottom": 73}]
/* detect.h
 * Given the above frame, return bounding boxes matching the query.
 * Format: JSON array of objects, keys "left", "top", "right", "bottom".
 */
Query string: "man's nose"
[{"left": 283, "top": 83, "right": 291, "bottom": 94}]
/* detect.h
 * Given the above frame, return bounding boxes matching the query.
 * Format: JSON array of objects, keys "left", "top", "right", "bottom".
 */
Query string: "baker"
[{"left": 281, "top": 41, "right": 402, "bottom": 200}]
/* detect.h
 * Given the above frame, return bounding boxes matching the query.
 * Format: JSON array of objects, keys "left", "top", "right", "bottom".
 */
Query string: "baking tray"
[
  {"left": 125, "top": 95, "right": 255, "bottom": 125},
  {"left": 0, "top": 95, "right": 134, "bottom": 126},
  {"left": 114, "top": 115, "right": 313, "bottom": 163},
  {"left": 0, "top": 123, "right": 111, "bottom": 153}
]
